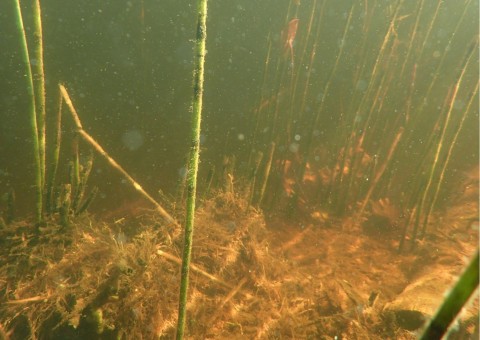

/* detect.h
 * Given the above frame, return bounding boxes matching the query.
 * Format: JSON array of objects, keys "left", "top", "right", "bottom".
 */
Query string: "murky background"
[
  {"left": 0, "top": 0, "right": 479, "bottom": 338},
  {"left": 0, "top": 0, "right": 478, "bottom": 219}
]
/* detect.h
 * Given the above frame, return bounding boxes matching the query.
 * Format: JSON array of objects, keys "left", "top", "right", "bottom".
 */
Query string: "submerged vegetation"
[
  {"left": 244, "top": 0, "right": 478, "bottom": 251},
  {"left": 0, "top": 0, "right": 478, "bottom": 338}
]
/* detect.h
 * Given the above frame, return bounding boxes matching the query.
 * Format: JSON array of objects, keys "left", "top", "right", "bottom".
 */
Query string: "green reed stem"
[
  {"left": 176, "top": 0, "right": 208, "bottom": 338},
  {"left": 31, "top": 0, "right": 46, "bottom": 191},
  {"left": 13, "top": 0, "right": 42, "bottom": 223},
  {"left": 46, "top": 90, "right": 63, "bottom": 214},
  {"left": 419, "top": 249, "right": 479, "bottom": 340}
]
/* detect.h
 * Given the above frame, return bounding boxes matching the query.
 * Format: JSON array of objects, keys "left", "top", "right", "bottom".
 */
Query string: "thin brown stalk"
[
  {"left": 399, "top": 0, "right": 425, "bottom": 76},
  {"left": 406, "top": 0, "right": 472, "bottom": 135},
  {"left": 420, "top": 82, "right": 479, "bottom": 237},
  {"left": 357, "top": 127, "right": 404, "bottom": 217},
  {"left": 59, "top": 84, "right": 176, "bottom": 226},
  {"left": 417, "top": 0, "right": 442, "bottom": 61},
  {"left": 255, "top": 142, "right": 275, "bottom": 207}
]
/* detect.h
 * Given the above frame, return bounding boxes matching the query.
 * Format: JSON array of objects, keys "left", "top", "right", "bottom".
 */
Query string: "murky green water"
[{"left": 0, "top": 0, "right": 478, "bottom": 337}]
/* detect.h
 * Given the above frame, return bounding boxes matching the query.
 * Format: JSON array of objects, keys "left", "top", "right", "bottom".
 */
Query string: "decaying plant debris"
[{"left": 1, "top": 190, "right": 477, "bottom": 339}]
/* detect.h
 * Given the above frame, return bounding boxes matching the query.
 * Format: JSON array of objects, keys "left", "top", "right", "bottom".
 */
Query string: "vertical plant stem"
[
  {"left": 73, "top": 152, "right": 93, "bottom": 215},
  {"left": 247, "top": 151, "right": 264, "bottom": 210},
  {"left": 31, "top": 0, "right": 46, "bottom": 191},
  {"left": 176, "top": 0, "right": 208, "bottom": 338},
  {"left": 71, "top": 133, "right": 80, "bottom": 201},
  {"left": 202, "top": 165, "right": 215, "bottom": 202},
  {"left": 13, "top": 0, "right": 42, "bottom": 223},
  {"left": 255, "top": 142, "right": 275, "bottom": 208},
  {"left": 46, "top": 90, "right": 63, "bottom": 214}
]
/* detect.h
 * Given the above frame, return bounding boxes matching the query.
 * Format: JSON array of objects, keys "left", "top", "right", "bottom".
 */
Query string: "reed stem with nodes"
[
  {"left": 31, "top": 0, "right": 47, "bottom": 192},
  {"left": 176, "top": 0, "right": 208, "bottom": 337},
  {"left": 12, "top": 0, "right": 43, "bottom": 224}
]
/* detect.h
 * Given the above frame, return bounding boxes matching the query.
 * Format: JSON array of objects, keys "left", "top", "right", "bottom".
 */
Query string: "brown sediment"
[{"left": 0, "top": 190, "right": 477, "bottom": 338}]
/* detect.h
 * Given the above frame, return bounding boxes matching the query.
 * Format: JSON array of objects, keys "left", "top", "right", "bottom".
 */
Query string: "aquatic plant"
[
  {"left": 420, "top": 249, "right": 479, "bottom": 339},
  {"left": 59, "top": 84, "right": 175, "bottom": 225},
  {"left": 241, "top": 0, "right": 477, "bottom": 252},
  {"left": 1, "top": 0, "right": 477, "bottom": 338},
  {"left": 31, "top": 0, "right": 46, "bottom": 195},
  {"left": 12, "top": 0, "right": 43, "bottom": 223},
  {"left": 176, "top": 0, "right": 208, "bottom": 337},
  {"left": 409, "top": 43, "right": 477, "bottom": 249},
  {"left": 45, "top": 90, "right": 63, "bottom": 215}
]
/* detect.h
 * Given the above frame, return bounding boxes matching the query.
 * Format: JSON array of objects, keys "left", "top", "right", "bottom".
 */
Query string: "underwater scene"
[{"left": 0, "top": 0, "right": 479, "bottom": 339}]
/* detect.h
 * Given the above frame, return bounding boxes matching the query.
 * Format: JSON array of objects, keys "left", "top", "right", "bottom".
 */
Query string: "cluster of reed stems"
[
  {"left": 12, "top": 0, "right": 207, "bottom": 336},
  {"left": 241, "top": 0, "right": 478, "bottom": 251},
  {"left": 12, "top": 0, "right": 44, "bottom": 224},
  {"left": 11, "top": 0, "right": 101, "bottom": 227}
]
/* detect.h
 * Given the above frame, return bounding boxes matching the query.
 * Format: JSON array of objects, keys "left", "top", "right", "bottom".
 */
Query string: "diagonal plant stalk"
[
  {"left": 176, "top": 0, "right": 208, "bottom": 337},
  {"left": 59, "top": 84, "right": 176, "bottom": 226},
  {"left": 420, "top": 81, "right": 479, "bottom": 238},
  {"left": 409, "top": 45, "right": 475, "bottom": 248},
  {"left": 420, "top": 249, "right": 479, "bottom": 340},
  {"left": 403, "top": 0, "right": 472, "bottom": 143},
  {"left": 357, "top": 126, "right": 404, "bottom": 217},
  {"left": 417, "top": 0, "right": 442, "bottom": 61},
  {"left": 12, "top": 0, "right": 43, "bottom": 223},
  {"left": 398, "top": 0, "right": 424, "bottom": 76}
]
